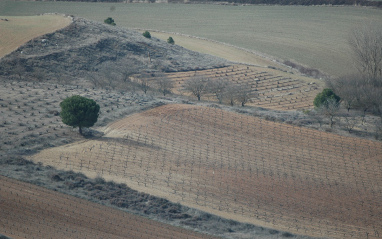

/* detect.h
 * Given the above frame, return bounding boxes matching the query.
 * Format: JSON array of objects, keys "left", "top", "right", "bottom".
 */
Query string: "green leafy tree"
[
  {"left": 104, "top": 17, "right": 116, "bottom": 26},
  {"left": 60, "top": 95, "right": 100, "bottom": 135},
  {"left": 167, "top": 37, "right": 175, "bottom": 44},
  {"left": 313, "top": 88, "right": 341, "bottom": 108},
  {"left": 143, "top": 31, "right": 151, "bottom": 39}
]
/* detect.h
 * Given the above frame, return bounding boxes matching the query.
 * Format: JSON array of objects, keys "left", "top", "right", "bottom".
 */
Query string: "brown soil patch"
[
  {"left": 31, "top": 104, "right": 382, "bottom": 239},
  {"left": 0, "top": 175, "right": 217, "bottom": 239}
]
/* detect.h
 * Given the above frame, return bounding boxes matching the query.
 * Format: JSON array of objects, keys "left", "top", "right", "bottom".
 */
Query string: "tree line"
[{"left": 311, "top": 22, "right": 382, "bottom": 138}]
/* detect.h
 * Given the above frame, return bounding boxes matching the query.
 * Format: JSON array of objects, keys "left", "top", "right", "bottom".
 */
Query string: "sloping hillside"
[
  {"left": 0, "top": 175, "right": 218, "bottom": 239},
  {"left": 0, "top": 14, "right": 72, "bottom": 58},
  {"left": 0, "top": 17, "right": 228, "bottom": 84},
  {"left": 31, "top": 104, "right": 382, "bottom": 239}
]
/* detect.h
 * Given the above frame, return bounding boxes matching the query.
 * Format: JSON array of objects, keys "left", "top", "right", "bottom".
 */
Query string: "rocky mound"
[{"left": 0, "top": 17, "right": 229, "bottom": 84}]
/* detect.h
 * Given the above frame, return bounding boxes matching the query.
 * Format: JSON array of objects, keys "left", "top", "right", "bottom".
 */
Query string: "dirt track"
[
  {"left": 31, "top": 104, "right": 382, "bottom": 239},
  {"left": 0, "top": 175, "right": 218, "bottom": 239}
]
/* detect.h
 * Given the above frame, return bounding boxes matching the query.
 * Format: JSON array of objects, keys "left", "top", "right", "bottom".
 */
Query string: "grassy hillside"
[{"left": 1, "top": 1, "right": 382, "bottom": 76}]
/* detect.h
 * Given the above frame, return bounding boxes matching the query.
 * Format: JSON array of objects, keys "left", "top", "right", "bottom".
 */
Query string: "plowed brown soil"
[
  {"left": 31, "top": 104, "right": 382, "bottom": 239},
  {"left": 0, "top": 175, "right": 217, "bottom": 239}
]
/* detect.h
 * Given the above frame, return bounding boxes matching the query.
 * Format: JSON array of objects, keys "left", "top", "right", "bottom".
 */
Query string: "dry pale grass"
[
  {"left": 150, "top": 31, "right": 288, "bottom": 70},
  {"left": 31, "top": 104, "right": 382, "bottom": 239},
  {"left": 0, "top": 175, "right": 217, "bottom": 239},
  {"left": 0, "top": 14, "right": 72, "bottom": 58}
]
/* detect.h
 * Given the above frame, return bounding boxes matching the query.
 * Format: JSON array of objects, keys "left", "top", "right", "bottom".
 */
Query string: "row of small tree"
[{"left": 183, "top": 76, "right": 258, "bottom": 106}]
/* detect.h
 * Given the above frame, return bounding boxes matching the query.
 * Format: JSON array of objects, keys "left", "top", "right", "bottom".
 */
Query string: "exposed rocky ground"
[{"left": 0, "top": 17, "right": 229, "bottom": 85}]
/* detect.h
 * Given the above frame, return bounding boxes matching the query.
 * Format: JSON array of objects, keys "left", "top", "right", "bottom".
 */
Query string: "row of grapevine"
[
  {"left": 32, "top": 104, "right": 382, "bottom": 239},
  {"left": 0, "top": 175, "right": 217, "bottom": 239}
]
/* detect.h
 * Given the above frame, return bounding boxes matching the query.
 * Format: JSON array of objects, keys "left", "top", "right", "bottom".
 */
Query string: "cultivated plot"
[
  {"left": 152, "top": 65, "right": 322, "bottom": 110},
  {"left": 32, "top": 104, "right": 382, "bottom": 239},
  {"left": 0, "top": 175, "right": 217, "bottom": 239}
]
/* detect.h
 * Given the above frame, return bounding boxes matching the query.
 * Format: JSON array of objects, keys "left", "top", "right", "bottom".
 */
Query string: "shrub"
[
  {"left": 167, "top": 37, "right": 175, "bottom": 44},
  {"left": 104, "top": 17, "right": 116, "bottom": 26},
  {"left": 143, "top": 31, "right": 151, "bottom": 39},
  {"left": 313, "top": 88, "right": 340, "bottom": 108}
]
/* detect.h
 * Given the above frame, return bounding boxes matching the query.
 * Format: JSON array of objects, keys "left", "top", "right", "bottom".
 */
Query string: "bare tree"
[
  {"left": 135, "top": 72, "right": 154, "bottom": 94},
  {"left": 223, "top": 81, "right": 239, "bottom": 106},
  {"left": 183, "top": 75, "right": 209, "bottom": 101},
  {"left": 349, "top": 22, "right": 382, "bottom": 79},
  {"left": 327, "top": 75, "right": 358, "bottom": 112},
  {"left": 316, "top": 98, "right": 340, "bottom": 128},
  {"left": 207, "top": 78, "right": 230, "bottom": 104},
  {"left": 120, "top": 68, "right": 134, "bottom": 84},
  {"left": 86, "top": 72, "right": 101, "bottom": 88},
  {"left": 156, "top": 75, "right": 173, "bottom": 96},
  {"left": 235, "top": 84, "right": 258, "bottom": 107},
  {"left": 137, "top": 78, "right": 151, "bottom": 94},
  {"left": 341, "top": 112, "right": 359, "bottom": 133},
  {"left": 308, "top": 109, "right": 324, "bottom": 128}
]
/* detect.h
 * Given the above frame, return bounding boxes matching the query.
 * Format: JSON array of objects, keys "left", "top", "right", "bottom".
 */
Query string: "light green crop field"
[{"left": 1, "top": 1, "right": 381, "bottom": 77}]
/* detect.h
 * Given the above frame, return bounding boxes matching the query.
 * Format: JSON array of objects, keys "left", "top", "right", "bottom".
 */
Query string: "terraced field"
[
  {"left": 0, "top": 175, "right": 217, "bottom": 239},
  {"left": 31, "top": 104, "right": 382, "bottom": 239},
  {"left": 152, "top": 65, "right": 322, "bottom": 110}
]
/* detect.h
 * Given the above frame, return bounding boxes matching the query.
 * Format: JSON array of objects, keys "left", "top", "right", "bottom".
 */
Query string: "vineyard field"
[
  {"left": 31, "top": 104, "right": 382, "bottom": 239},
  {"left": 0, "top": 175, "right": 217, "bottom": 239},
  {"left": 153, "top": 65, "right": 323, "bottom": 110}
]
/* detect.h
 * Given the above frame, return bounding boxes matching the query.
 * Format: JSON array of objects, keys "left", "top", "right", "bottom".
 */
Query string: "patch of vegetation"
[
  {"left": 167, "top": 36, "right": 175, "bottom": 45},
  {"left": 60, "top": 95, "right": 100, "bottom": 135},
  {"left": 104, "top": 17, "right": 116, "bottom": 26},
  {"left": 143, "top": 30, "right": 151, "bottom": 39},
  {"left": 313, "top": 89, "right": 340, "bottom": 108}
]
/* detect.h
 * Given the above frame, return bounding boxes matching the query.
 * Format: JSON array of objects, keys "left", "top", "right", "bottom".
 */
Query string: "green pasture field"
[{"left": 1, "top": 1, "right": 381, "bottom": 77}]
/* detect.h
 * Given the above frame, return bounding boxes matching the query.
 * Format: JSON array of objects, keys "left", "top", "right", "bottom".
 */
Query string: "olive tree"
[{"left": 60, "top": 95, "right": 100, "bottom": 135}]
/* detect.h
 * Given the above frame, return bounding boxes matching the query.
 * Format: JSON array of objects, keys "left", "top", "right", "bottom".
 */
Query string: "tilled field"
[
  {"left": 0, "top": 175, "right": 218, "bottom": 239},
  {"left": 31, "top": 104, "right": 382, "bottom": 239}
]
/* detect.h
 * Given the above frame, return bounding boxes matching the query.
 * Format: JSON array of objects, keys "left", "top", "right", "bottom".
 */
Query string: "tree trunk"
[{"left": 79, "top": 126, "right": 83, "bottom": 135}]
